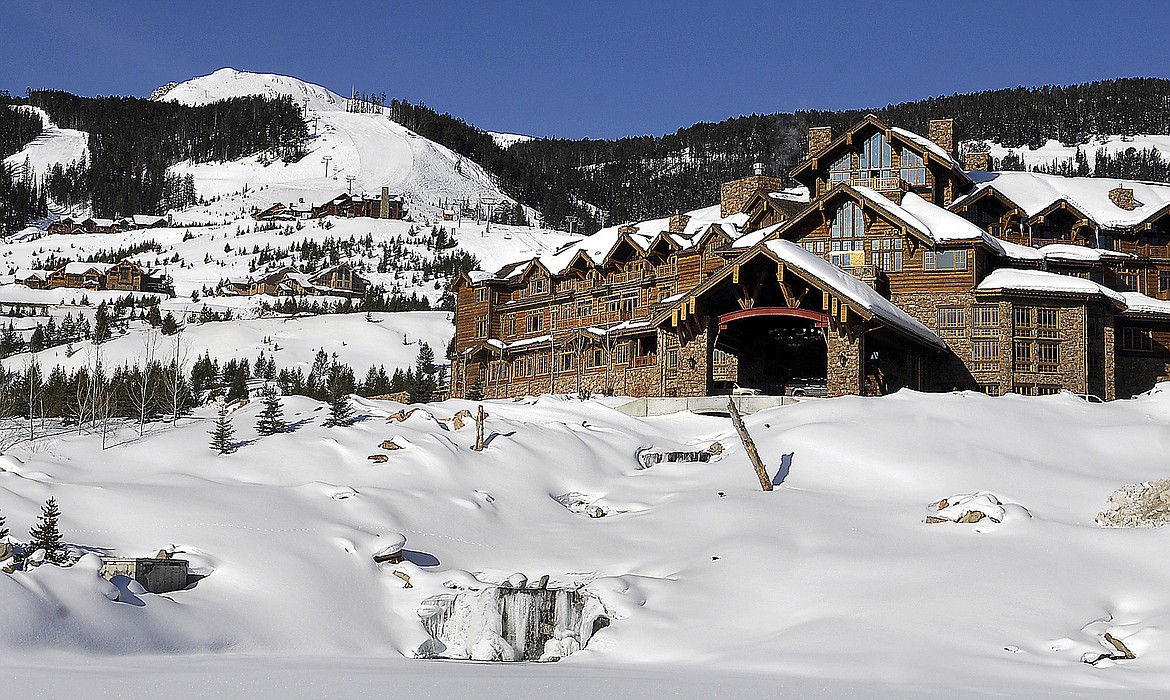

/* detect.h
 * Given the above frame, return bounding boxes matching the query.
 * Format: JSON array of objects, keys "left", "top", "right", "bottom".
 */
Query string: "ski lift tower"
[
  {"left": 480, "top": 197, "right": 499, "bottom": 234},
  {"left": 565, "top": 215, "right": 581, "bottom": 236},
  {"left": 346, "top": 175, "right": 356, "bottom": 194},
  {"left": 322, "top": 156, "right": 332, "bottom": 179}
]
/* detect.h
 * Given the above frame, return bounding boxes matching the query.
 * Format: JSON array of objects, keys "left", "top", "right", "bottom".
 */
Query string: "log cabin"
[{"left": 452, "top": 114, "right": 1170, "bottom": 401}]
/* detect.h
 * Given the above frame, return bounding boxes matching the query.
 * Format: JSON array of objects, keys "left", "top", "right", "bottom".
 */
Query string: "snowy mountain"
[
  {"left": 154, "top": 68, "right": 527, "bottom": 223},
  {"left": 971, "top": 134, "right": 1170, "bottom": 172}
]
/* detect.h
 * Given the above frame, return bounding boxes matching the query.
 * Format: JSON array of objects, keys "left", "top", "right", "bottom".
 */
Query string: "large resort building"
[{"left": 451, "top": 114, "right": 1170, "bottom": 401}]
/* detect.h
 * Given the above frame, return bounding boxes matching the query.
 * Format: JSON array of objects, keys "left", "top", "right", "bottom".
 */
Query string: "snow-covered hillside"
[
  {"left": 157, "top": 68, "right": 526, "bottom": 223},
  {"left": 3, "top": 106, "right": 88, "bottom": 182},
  {"left": 4, "top": 387, "right": 1170, "bottom": 696},
  {"left": 969, "top": 134, "right": 1170, "bottom": 172}
]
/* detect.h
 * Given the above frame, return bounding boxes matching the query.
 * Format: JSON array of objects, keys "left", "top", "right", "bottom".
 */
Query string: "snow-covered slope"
[
  {"left": 5, "top": 388, "right": 1170, "bottom": 696},
  {"left": 970, "top": 134, "right": 1170, "bottom": 172},
  {"left": 3, "top": 106, "right": 89, "bottom": 180},
  {"left": 157, "top": 68, "right": 525, "bottom": 222}
]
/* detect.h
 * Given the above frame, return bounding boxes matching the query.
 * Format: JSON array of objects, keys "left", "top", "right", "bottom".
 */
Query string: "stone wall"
[
  {"left": 825, "top": 325, "right": 864, "bottom": 396},
  {"left": 892, "top": 291, "right": 980, "bottom": 391},
  {"left": 928, "top": 119, "right": 956, "bottom": 157},
  {"left": 1109, "top": 186, "right": 1136, "bottom": 211},
  {"left": 720, "top": 175, "right": 786, "bottom": 218},
  {"left": 964, "top": 152, "right": 990, "bottom": 172},
  {"left": 808, "top": 126, "right": 833, "bottom": 156}
]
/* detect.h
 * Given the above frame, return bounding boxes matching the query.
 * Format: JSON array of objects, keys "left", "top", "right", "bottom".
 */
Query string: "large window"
[
  {"left": 1122, "top": 326, "right": 1154, "bottom": 351},
  {"left": 829, "top": 153, "right": 851, "bottom": 184},
  {"left": 1013, "top": 306, "right": 1060, "bottom": 373},
  {"left": 937, "top": 307, "right": 966, "bottom": 339},
  {"left": 871, "top": 238, "right": 903, "bottom": 272},
  {"left": 475, "top": 319, "right": 488, "bottom": 338},
  {"left": 972, "top": 305, "right": 999, "bottom": 337},
  {"left": 859, "top": 132, "right": 893, "bottom": 172},
  {"left": 475, "top": 287, "right": 489, "bottom": 302},
  {"left": 900, "top": 148, "right": 926, "bottom": 185},
  {"left": 971, "top": 341, "right": 1000, "bottom": 371},
  {"left": 525, "top": 312, "right": 544, "bottom": 333},
  {"left": 923, "top": 249, "right": 968, "bottom": 271},
  {"left": 829, "top": 201, "right": 866, "bottom": 269}
]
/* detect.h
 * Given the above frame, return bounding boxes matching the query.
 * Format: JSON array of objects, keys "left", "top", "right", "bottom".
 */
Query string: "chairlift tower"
[
  {"left": 322, "top": 156, "right": 332, "bottom": 179},
  {"left": 480, "top": 197, "right": 499, "bottom": 234},
  {"left": 346, "top": 175, "right": 356, "bottom": 194},
  {"left": 565, "top": 215, "right": 581, "bottom": 235}
]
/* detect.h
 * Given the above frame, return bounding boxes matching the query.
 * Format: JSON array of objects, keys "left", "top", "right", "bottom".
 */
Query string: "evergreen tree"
[
  {"left": 28, "top": 496, "right": 65, "bottom": 564},
  {"left": 323, "top": 389, "right": 355, "bottom": 428},
  {"left": 409, "top": 342, "right": 438, "bottom": 403},
  {"left": 160, "top": 312, "right": 179, "bottom": 335},
  {"left": 0, "top": 506, "right": 8, "bottom": 540},
  {"left": 466, "top": 377, "right": 485, "bottom": 402},
  {"left": 208, "top": 404, "right": 235, "bottom": 454},
  {"left": 92, "top": 302, "right": 111, "bottom": 344},
  {"left": 146, "top": 305, "right": 162, "bottom": 327},
  {"left": 255, "top": 384, "right": 287, "bottom": 436}
]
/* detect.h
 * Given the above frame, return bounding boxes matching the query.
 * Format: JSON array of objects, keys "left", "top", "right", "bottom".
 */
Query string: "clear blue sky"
[{"left": 3, "top": 0, "right": 1165, "bottom": 140}]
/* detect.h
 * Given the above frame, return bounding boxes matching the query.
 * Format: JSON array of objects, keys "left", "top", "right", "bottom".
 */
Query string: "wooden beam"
[
  {"left": 728, "top": 399, "right": 773, "bottom": 492},
  {"left": 732, "top": 265, "right": 740, "bottom": 284},
  {"left": 778, "top": 280, "right": 796, "bottom": 308}
]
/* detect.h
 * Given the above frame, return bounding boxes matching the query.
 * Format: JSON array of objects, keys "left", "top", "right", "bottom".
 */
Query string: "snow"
[
  {"left": 974, "top": 134, "right": 1170, "bottom": 175},
  {"left": 891, "top": 126, "right": 960, "bottom": 169},
  {"left": 977, "top": 268, "right": 1128, "bottom": 305},
  {"left": 2, "top": 105, "right": 89, "bottom": 179},
  {"left": 960, "top": 171, "right": 1170, "bottom": 229},
  {"left": 487, "top": 131, "right": 536, "bottom": 149},
  {"left": 5, "top": 386, "right": 1170, "bottom": 694},
  {"left": 158, "top": 69, "right": 526, "bottom": 224},
  {"left": 764, "top": 239, "right": 945, "bottom": 348},
  {"left": 2, "top": 311, "right": 453, "bottom": 376},
  {"left": 1120, "top": 292, "right": 1170, "bottom": 319}
]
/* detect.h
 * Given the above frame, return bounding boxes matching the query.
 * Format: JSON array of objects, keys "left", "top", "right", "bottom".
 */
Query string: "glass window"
[
  {"left": 923, "top": 250, "right": 968, "bottom": 271},
  {"left": 972, "top": 305, "right": 999, "bottom": 337},
  {"left": 1122, "top": 326, "right": 1154, "bottom": 351},
  {"left": 900, "top": 148, "right": 926, "bottom": 185},
  {"left": 937, "top": 307, "right": 966, "bottom": 338},
  {"left": 971, "top": 340, "right": 1000, "bottom": 371},
  {"left": 859, "top": 132, "right": 892, "bottom": 171}
]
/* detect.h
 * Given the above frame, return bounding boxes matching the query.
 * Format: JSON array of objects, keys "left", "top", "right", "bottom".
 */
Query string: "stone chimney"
[
  {"left": 928, "top": 118, "right": 956, "bottom": 158},
  {"left": 669, "top": 212, "right": 691, "bottom": 233},
  {"left": 720, "top": 173, "right": 787, "bottom": 218},
  {"left": 808, "top": 126, "right": 833, "bottom": 156},
  {"left": 380, "top": 186, "right": 391, "bottom": 219},
  {"left": 964, "top": 152, "right": 990, "bottom": 172},
  {"left": 618, "top": 224, "right": 639, "bottom": 236},
  {"left": 1109, "top": 185, "right": 1136, "bottom": 211}
]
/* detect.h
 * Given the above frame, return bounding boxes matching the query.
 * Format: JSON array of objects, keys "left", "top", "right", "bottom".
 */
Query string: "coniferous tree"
[
  {"left": 255, "top": 384, "right": 287, "bottom": 436},
  {"left": 209, "top": 404, "right": 235, "bottom": 454},
  {"left": 28, "top": 496, "right": 65, "bottom": 564},
  {"left": 409, "top": 342, "right": 438, "bottom": 403},
  {"left": 92, "top": 302, "right": 111, "bottom": 344},
  {"left": 323, "top": 389, "right": 355, "bottom": 428},
  {"left": 161, "top": 312, "right": 179, "bottom": 335},
  {"left": 0, "top": 506, "right": 8, "bottom": 540}
]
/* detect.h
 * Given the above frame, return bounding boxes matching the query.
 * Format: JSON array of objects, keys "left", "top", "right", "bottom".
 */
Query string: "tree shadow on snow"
[
  {"left": 482, "top": 431, "right": 516, "bottom": 448},
  {"left": 773, "top": 452, "right": 793, "bottom": 487},
  {"left": 403, "top": 550, "right": 440, "bottom": 567},
  {"left": 283, "top": 418, "right": 314, "bottom": 433}
]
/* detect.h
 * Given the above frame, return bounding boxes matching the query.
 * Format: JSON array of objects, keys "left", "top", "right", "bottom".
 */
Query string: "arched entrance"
[{"left": 715, "top": 307, "right": 829, "bottom": 395}]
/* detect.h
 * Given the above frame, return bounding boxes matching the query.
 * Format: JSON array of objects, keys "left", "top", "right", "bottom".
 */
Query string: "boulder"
[
  {"left": 0, "top": 542, "right": 12, "bottom": 563},
  {"left": 368, "top": 454, "right": 389, "bottom": 463}
]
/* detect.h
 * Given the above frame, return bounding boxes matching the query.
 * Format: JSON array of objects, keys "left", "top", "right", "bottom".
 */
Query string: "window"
[
  {"left": 1159, "top": 272, "right": 1170, "bottom": 294},
  {"left": 1117, "top": 271, "right": 1139, "bottom": 293},
  {"left": 829, "top": 202, "right": 866, "bottom": 269},
  {"left": 666, "top": 349, "right": 679, "bottom": 371},
  {"left": 536, "top": 354, "right": 550, "bottom": 375},
  {"left": 512, "top": 355, "right": 532, "bottom": 378},
  {"left": 900, "top": 148, "right": 927, "bottom": 185},
  {"left": 525, "top": 312, "right": 543, "bottom": 333},
  {"left": 713, "top": 348, "right": 732, "bottom": 366},
  {"left": 557, "top": 350, "right": 575, "bottom": 373},
  {"left": 924, "top": 249, "right": 968, "bottom": 271},
  {"left": 828, "top": 153, "right": 851, "bottom": 183},
  {"left": 978, "top": 383, "right": 1000, "bottom": 396},
  {"left": 527, "top": 276, "right": 548, "bottom": 296},
  {"left": 971, "top": 340, "right": 999, "bottom": 371},
  {"left": 859, "top": 132, "right": 893, "bottom": 172},
  {"left": 475, "top": 287, "right": 489, "bottom": 302},
  {"left": 1013, "top": 306, "right": 1061, "bottom": 373},
  {"left": 614, "top": 342, "right": 631, "bottom": 365},
  {"left": 937, "top": 307, "right": 966, "bottom": 338},
  {"left": 870, "top": 238, "right": 903, "bottom": 272},
  {"left": 576, "top": 298, "right": 593, "bottom": 318},
  {"left": 972, "top": 305, "right": 999, "bottom": 338},
  {"left": 1122, "top": 326, "right": 1154, "bottom": 351},
  {"left": 489, "top": 362, "right": 509, "bottom": 382},
  {"left": 475, "top": 319, "right": 488, "bottom": 338},
  {"left": 586, "top": 348, "right": 606, "bottom": 368}
]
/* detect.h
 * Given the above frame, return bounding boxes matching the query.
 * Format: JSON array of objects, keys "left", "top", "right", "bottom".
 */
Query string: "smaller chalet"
[
  {"left": 46, "top": 214, "right": 170, "bottom": 235},
  {"left": 15, "top": 260, "right": 167, "bottom": 292},
  {"left": 219, "top": 262, "right": 369, "bottom": 298},
  {"left": 255, "top": 188, "right": 405, "bottom": 222}
]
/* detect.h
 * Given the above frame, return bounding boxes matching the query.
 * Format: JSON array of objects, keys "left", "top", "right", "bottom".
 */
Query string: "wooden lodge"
[
  {"left": 451, "top": 114, "right": 1170, "bottom": 401},
  {"left": 219, "top": 262, "right": 369, "bottom": 299},
  {"left": 46, "top": 214, "right": 169, "bottom": 235},
  {"left": 15, "top": 259, "right": 167, "bottom": 292},
  {"left": 254, "top": 187, "right": 406, "bottom": 222}
]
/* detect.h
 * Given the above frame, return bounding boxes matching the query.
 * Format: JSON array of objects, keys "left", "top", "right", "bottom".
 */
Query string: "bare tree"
[
  {"left": 23, "top": 357, "right": 42, "bottom": 442},
  {"left": 162, "top": 331, "right": 191, "bottom": 426},
  {"left": 128, "top": 331, "right": 160, "bottom": 436}
]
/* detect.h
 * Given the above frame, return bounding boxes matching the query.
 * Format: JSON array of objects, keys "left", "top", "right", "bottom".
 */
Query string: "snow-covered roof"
[
  {"left": 768, "top": 188, "right": 811, "bottom": 205},
  {"left": 132, "top": 214, "right": 167, "bottom": 226},
  {"left": 62, "top": 262, "right": 113, "bottom": 275},
  {"left": 15, "top": 269, "right": 48, "bottom": 280},
  {"left": 957, "top": 171, "right": 1170, "bottom": 229},
  {"left": 1120, "top": 292, "right": 1170, "bottom": 319},
  {"left": 976, "top": 268, "right": 1127, "bottom": 305},
  {"left": 89, "top": 218, "right": 116, "bottom": 228},
  {"left": 1035, "top": 244, "right": 1134, "bottom": 263},
  {"left": 890, "top": 127, "right": 959, "bottom": 169},
  {"left": 763, "top": 240, "right": 946, "bottom": 349},
  {"left": 531, "top": 204, "right": 749, "bottom": 277}
]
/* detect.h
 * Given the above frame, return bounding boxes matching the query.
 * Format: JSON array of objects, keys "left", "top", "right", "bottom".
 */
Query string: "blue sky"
[{"left": 2, "top": 1, "right": 1166, "bottom": 139}]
